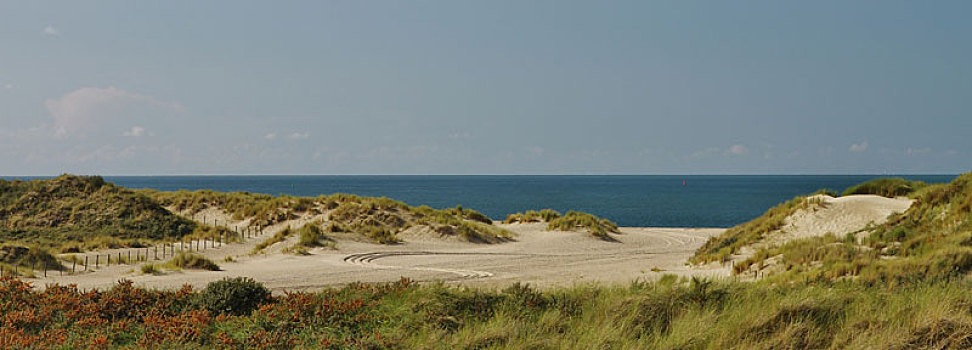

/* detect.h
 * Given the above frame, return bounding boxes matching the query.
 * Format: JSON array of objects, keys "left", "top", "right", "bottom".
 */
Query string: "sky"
[{"left": 0, "top": 1, "right": 969, "bottom": 175}]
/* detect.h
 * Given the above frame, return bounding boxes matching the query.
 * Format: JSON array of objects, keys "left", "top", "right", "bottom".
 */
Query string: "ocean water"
[{"left": 64, "top": 175, "right": 955, "bottom": 228}]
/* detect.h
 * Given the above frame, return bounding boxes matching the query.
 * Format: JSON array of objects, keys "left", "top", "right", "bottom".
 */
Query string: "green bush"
[{"left": 196, "top": 277, "right": 271, "bottom": 316}]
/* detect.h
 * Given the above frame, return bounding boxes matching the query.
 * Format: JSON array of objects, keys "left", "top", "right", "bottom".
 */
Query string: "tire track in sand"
[{"left": 344, "top": 252, "right": 534, "bottom": 279}]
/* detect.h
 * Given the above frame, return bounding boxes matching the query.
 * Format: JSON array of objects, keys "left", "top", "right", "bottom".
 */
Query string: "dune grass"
[
  {"left": 842, "top": 177, "right": 928, "bottom": 198},
  {"left": 161, "top": 252, "right": 220, "bottom": 271},
  {"left": 547, "top": 211, "right": 620, "bottom": 238},
  {"left": 504, "top": 209, "right": 562, "bottom": 223},
  {"left": 252, "top": 226, "right": 293, "bottom": 254}
]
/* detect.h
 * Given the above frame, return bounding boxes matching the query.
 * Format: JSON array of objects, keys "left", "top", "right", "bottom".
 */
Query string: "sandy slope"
[
  {"left": 27, "top": 222, "right": 725, "bottom": 292},
  {"left": 769, "top": 194, "right": 913, "bottom": 244}
]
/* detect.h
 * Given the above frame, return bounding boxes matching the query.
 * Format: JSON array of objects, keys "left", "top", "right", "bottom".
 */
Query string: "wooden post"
[
  {"left": 96, "top": 255, "right": 100, "bottom": 267},
  {"left": 107, "top": 254, "right": 110, "bottom": 266},
  {"left": 72, "top": 260, "right": 76, "bottom": 273},
  {"left": 155, "top": 246, "right": 158, "bottom": 260},
  {"left": 84, "top": 256, "right": 88, "bottom": 271},
  {"left": 128, "top": 251, "right": 131, "bottom": 263},
  {"left": 44, "top": 262, "right": 47, "bottom": 277}
]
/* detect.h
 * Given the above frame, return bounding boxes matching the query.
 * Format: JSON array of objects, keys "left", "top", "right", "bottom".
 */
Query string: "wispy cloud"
[
  {"left": 849, "top": 141, "right": 868, "bottom": 152},
  {"left": 43, "top": 25, "right": 59, "bottom": 37},
  {"left": 692, "top": 144, "right": 749, "bottom": 158},
  {"left": 287, "top": 132, "right": 309, "bottom": 140},
  {"left": 263, "top": 133, "right": 277, "bottom": 140}
]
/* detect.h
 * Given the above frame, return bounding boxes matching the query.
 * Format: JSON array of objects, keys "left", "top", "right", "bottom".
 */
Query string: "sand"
[{"left": 26, "top": 222, "right": 726, "bottom": 292}]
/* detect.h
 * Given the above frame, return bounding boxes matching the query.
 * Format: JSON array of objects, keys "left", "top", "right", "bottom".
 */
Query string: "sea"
[{"left": 4, "top": 175, "right": 956, "bottom": 228}]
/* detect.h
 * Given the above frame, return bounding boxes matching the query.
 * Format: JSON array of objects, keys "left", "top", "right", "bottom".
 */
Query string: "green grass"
[
  {"left": 161, "top": 252, "right": 220, "bottom": 271},
  {"left": 842, "top": 177, "right": 928, "bottom": 198}
]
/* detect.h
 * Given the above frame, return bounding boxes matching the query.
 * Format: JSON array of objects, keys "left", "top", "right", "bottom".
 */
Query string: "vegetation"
[
  {"left": 504, "top": 209, "right": 563, "bottom": 223},
  {"left": 547, "top": 211, "right": 620, "bottom": 238},
  {"left": 841, "top": 177, "right": 928, "bottom": 198},
  {"left": 6, "top": 275, "right": 972, "bottom": 348},
  {"left": 0, "top": 175, "right": 196, "bottom": 251},
  {"left": 162, "top": 252, "right": 220, "bottom": 271}
]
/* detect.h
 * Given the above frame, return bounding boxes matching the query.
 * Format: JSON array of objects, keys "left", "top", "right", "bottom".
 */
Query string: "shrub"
[{"left": 196, "top": 277, "right": 271, "bottom": 316}]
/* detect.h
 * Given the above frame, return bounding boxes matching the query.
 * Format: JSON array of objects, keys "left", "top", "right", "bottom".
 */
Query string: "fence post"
[
  {"left": 128, "top": 251, "right": 131, "bottom": 264},
  {"left": 96, "top": 255, "right": 100, "bottom": 267},
  {"left": 44, "top": 262, "right": 47, "bottom": 277},
  {"left": 107, "top": 254, "right": 111, "bottom": 266},
  {"left": 84, "top": 256, "right": 88, "bottom": 271},
  {"left": 72, "top": 260, "right": 76, "bottom": 273}
]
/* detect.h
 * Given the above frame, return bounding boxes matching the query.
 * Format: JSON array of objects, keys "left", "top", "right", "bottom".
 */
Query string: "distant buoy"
[{"left": 682, "top": 180, "right": 686, "bottom": 186}]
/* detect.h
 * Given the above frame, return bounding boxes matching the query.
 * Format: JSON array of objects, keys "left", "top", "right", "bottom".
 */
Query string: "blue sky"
[{"left": 0, "top": 1, "right": 969, "bottom": 175}]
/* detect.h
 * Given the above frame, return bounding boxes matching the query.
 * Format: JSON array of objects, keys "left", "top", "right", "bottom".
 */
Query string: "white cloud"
[
  {"left": 263, "top": 133, "right": 277, "bottom": 140},
  {"left": 906, "top": 147, "right": 931, "bottom": 155},
  {"left": 447, "top": 131, "right": 470, "bottom": 140},
  {"left": 45, "top": 86, "right": 182, "bottom": 138},
  {"left": 43, "top": 25, "right": 59, "bottom": 36},
  {"left": 849, "top": 141, "right": 868, "bottom": 152},
  {"left": 123, "top": 126, "right": 146, "bottom": 137},
  {"left": 726, "top": 144, "right": 748, "bottom": 156},
  {"left": 287, "top": 132, "right": 309, "bottom": 140},
  {"left": 3, "top": 84, "right": 12, "bottom": 90},
  {"left": 946, "top": 150, "right": 958, "bottom": 155}
]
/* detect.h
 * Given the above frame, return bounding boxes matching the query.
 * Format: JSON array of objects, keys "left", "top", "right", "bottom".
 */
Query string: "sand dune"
[{"left": 770, "top": 194, "right": 913, "bottom": 244}]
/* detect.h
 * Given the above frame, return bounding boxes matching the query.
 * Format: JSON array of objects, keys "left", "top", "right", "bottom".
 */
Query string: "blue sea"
[
  {"left": 98, "top": 175, "right": 956, "bottom": 228},
  {"left": 4, "top": 175, "right": 956, "bottom": 228}
]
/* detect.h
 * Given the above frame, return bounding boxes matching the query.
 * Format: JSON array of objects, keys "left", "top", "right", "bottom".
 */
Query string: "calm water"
[{"left": 45, "top": 175, "right": 949, "bottom": 228}]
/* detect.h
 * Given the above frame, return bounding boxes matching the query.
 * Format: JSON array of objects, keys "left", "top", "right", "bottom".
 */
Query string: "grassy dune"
[{"left": 505, "top": 209, "right": 620, "bottom": 238}]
